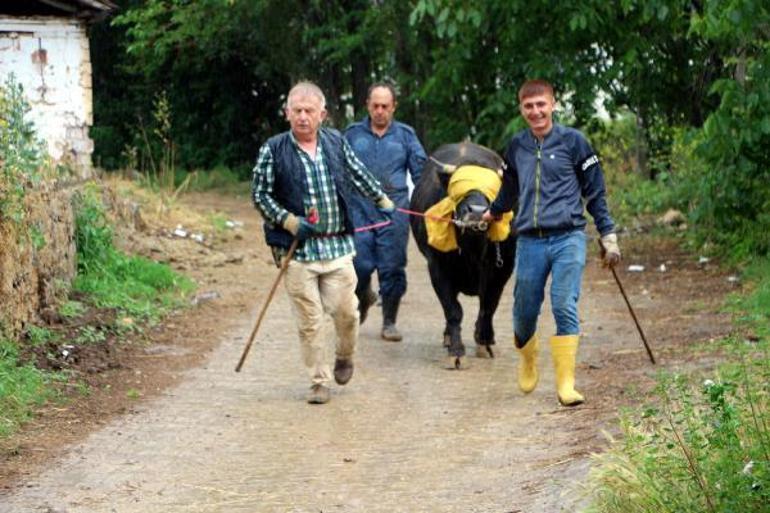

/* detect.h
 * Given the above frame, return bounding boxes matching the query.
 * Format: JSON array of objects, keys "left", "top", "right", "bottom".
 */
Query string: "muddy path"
[{"left": 0, "top": 191, "right": 735, "bottom": 512}]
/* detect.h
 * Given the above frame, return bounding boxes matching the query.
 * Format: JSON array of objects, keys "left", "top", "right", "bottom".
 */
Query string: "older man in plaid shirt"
[{"left": 252, "top": 81, "right": 395, "bottom": 404}]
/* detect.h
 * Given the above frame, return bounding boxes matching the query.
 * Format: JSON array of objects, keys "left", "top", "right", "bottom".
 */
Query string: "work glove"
[
  {"left": 600, "top": 232, "right": 621, "bottom": 268},
  {"left": 282, "top": 213, "right": 318, "bottom": 242},
  {"left": 376, "top": 196, "right": 396, "bottom": 217},
  {"left": 481, "top": 209, "right": 502, "bottom": 223}
]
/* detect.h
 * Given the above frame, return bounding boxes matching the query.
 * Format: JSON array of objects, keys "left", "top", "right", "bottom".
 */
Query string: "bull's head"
[
  {"left": 417, "top": 143, "right": 512, "bottom": 261},
  {"left": 453, "top": 190, "right": 490, "bottom": 233},
  {"left": 429, "top": 146, "right": 502, "bottom": 233}
]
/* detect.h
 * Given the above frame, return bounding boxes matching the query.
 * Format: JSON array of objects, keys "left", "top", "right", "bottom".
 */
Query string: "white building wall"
[{"left": 0, "top": 17, "right": 94, "bottom": 177}]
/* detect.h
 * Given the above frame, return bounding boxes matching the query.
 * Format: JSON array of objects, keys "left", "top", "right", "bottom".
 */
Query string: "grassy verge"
[
  {"left": 0, "top": 183, "right": 194, "bottom": 438},
  {"left": 0, "top": 340, "right": 55, "bottom": 437},
  {"left": 584, "top": 257, "right": 770, "bottom": 512},
  {"left": 73, "top": 183, "right": 194, "bottom": 321}
]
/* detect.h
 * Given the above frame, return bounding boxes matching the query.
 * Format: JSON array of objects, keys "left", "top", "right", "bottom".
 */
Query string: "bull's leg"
[
  {"left": 426, "top": 263, "right": 466, "bottom": 368},
  {"left": 474, "top": 267, "right": 512, "bottom": 358}
]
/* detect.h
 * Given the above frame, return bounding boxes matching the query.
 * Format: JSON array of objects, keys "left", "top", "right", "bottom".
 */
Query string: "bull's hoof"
[
  {"left": 445, "top": 355, "right": 469, "bottom": 370},
  {"left": 475, "top": 344, "right": 495, "bottom": 358}
]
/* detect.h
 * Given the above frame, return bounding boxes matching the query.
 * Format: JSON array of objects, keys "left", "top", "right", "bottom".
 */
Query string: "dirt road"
[{"left": 0, "top": 192, "right": 734, "bottom": 512}]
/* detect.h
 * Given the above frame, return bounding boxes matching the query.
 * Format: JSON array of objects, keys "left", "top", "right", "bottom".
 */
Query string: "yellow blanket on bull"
[{"left": 425, "top": 165, "right": 514, "bottom": 252}]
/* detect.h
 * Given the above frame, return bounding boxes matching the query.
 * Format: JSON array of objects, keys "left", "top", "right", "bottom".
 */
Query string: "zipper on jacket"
[{"left": 534, "top": 142, "right": 542, "bottom": 236}]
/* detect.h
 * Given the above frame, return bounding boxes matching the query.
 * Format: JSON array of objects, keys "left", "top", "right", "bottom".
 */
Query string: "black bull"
[{"left": 410, "top": 142, "right": 516, "bottom": 368}]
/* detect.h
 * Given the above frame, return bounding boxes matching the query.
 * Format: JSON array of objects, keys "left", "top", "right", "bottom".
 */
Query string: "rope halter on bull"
[{"left": 421, "top": 160, "right": 514, "bottom": 267}]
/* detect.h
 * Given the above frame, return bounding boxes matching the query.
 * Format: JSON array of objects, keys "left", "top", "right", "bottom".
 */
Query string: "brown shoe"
[
  {"left": 333, "top": 358, "right": 354, "bottom": 385},
  {"left": 307, "top": 384, "right": 330, "bottom": 404}
]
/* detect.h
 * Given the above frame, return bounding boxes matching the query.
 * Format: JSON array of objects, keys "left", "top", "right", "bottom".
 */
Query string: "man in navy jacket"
[
  {"left": 484, "top": 79, "right": 621, "bottom": 407},
  {"left": 345, "top": 83, "right": 427, "bottom": 342}
]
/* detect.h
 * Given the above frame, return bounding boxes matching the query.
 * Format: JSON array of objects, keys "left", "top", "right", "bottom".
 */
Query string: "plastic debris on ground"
[
  {"left": 191, "top": 291, "right": 221, "bottom": 305},
  {"left": 628, "top": 264, "right": 645, "bottom": 272},
  {"left": 173, "top": 225, "right": 188, "bottom": 238}
]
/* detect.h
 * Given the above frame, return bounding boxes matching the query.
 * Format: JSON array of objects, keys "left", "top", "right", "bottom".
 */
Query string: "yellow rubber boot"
[
  {"left": 550, "top": 335, "right": 585, "bottom": 406},
  {"left": 516, "top": 335, "right": 539, "bottom": 393}
]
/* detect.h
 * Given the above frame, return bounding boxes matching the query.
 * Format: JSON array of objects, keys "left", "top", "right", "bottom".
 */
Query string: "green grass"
[
  {"left": 1, "top": 183, "right": 195, "bottom": 439},
  {"left": 73, "top": 251, "right": 194, "bottom": 323},
  {"left": 584, "top": 258, "right": 770, "bottom": 512},
  {"left": 727, "top": 259, "right": 770, "bottom": 341},
  {"left": 24, "top": 326, "right": 57, "bottom": 347},
  {"left": 73, "top": 183, "right": 194, "bottom": 323},
  {"left": 58, "top": 300, "right": 86, "bottom": 319},
  {"left": 0, "top": 340, "right": 55, "bottom": 437},
  {"left": 187, "top": 165, "right": 248, "bottom": 194}
]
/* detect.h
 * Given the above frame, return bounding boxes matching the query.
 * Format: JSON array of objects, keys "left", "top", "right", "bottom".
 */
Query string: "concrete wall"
[{"left": 0, "top": 16, "right": 95, "bottom": 177}]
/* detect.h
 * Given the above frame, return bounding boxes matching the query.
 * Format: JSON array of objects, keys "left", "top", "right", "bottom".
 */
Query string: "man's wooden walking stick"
[
  {"left": 598, "top": 239, "right": 657, "bottom": 365},
  {"left": 235, "top": 237, "right": 299, "bottom": 372},
  {"left": 236, "top": 209, "right": 318, "bottom": 372}
]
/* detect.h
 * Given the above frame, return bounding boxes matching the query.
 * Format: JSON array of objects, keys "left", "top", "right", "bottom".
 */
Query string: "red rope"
[
  {"left": 354, "top": 220, "right": 392, "bottom": 232},
  {"left": 396, "top": 207, "right": 453, "bottom": 223},
  {"left": 352, "top": 208, "right": 454, "bottom": 233}
]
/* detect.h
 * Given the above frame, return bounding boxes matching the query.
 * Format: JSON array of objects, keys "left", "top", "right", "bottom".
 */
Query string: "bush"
[
  {"left": 73, "top": 184, "right": 195, "bottom": 322},
  {"left": 586, "top": 367, "right": 770, "bottom": 513},
  {"left": 0, "top": 74, "right": 48, "bottom": 226},
  {"left": 585, "top": 258, "right": 770, "bottom": 513}
]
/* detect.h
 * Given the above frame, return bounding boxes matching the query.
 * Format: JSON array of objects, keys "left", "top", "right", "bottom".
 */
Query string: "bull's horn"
[{"left": 429, "top": 155, "right": 458, "bottom": 174}]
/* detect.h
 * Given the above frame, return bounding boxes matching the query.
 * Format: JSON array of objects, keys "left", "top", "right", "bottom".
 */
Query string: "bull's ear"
[{"left": 429, "top": 155, "right": 457, "bottom": 174}]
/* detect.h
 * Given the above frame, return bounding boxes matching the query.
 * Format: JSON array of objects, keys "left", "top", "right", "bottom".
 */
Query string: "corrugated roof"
[{"left": 0, "top": 0, "right": 118, "bottom": 20}]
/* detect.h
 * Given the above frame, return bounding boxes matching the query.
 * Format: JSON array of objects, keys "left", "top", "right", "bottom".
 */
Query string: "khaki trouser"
[{"left": 284, "top": 254, "right": 359, "bottom": 386}]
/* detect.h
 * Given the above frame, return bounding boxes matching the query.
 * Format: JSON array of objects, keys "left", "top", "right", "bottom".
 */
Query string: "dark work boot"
[
  {"left": 381, "top": 296, "right": 403, "bottom": 342},
  {"left": 357, "top": 285, "right": 378, "bottom": 325}
]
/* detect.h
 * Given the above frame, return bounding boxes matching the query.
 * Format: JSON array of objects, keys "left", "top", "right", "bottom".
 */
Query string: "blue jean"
[{"left": 513, "top": 229, "right": 586, "bottom": 344}]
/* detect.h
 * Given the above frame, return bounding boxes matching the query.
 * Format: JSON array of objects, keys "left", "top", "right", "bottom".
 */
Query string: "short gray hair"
[{"left": 287, "top": 81, "right": 326, "bottom": 109}]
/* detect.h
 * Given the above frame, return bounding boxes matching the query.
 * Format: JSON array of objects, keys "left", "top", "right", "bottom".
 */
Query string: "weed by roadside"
[
  {"left": 584, "top": 258, "right": 770, "bottom": 512},
  {"left": 73, "top": 183, "right": 194, "bottom": 322},
  {"left": 0, "top": 183, "right": 195, "bottom": 439},
  {"left": 0, "top": 340, "right": 55, "bottom": 437}
]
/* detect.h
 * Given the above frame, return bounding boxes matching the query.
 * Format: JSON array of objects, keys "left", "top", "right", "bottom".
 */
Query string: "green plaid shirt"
[{"left": 252, "top": 131, "right": 385, "bottom": 262}]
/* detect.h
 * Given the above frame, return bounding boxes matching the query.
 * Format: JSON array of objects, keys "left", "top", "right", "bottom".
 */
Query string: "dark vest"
[{"left": 263, "top": 128, "right": 357, "bottom": 249}]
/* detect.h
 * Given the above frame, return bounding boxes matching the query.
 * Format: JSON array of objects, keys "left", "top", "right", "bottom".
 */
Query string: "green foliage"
[
  {"left": 586, "top": 259, "right": 770, "bottom": 512},
  {"left": 95, "top": 0, "right": 285, "bottom": 170},
  {"left": 74, "top": 183, "right": 116, "bottom": 275},
  {"left": 0, "top": 339, "right": 53, "bottom": 437},
  {"left": 0, "top": 75, "right": 47, "bottom": 226},
  {"left": 688, "top": 47, "right": 770, "bottom": 258},
  {"left": 73, "top": 326, "right": 107, "bottom": 345},
  {"left": 726, "top": 258, "right": 770, "bottom": 341},
  {"left": 93, "top": 0, "right": 769, "bottom": 262},
  {"left": 586, "top": 367, "right": 770, "bottom": 512},
  {"left": 73, "top": 183, "right": 195, "bottom": 322},
  {"left": 58, "top": 300, "right": 86, "bottom": 320},
  {"left": 24, "top": 326, "right": 57, "bottom": 347},
  {"left": 187, "top": 165, "right": 247, "bottom": 193}
]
